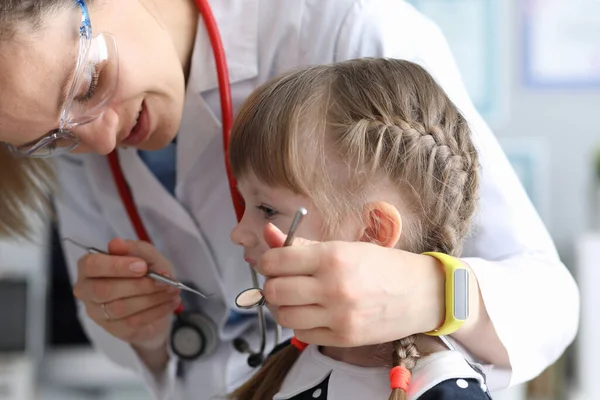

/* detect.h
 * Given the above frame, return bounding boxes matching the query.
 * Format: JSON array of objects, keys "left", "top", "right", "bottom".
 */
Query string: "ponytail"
[{"left": 388, "top": 335, "right": 421, "bottom": 400}]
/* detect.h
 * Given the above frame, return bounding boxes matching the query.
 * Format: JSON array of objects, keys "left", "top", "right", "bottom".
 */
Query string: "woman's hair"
[
  {"left": 0, "top": 1, "right": 79, "bottom": 237},
  {"left": 0, "top": 148, "right": 55, "bottom": 238},
  {"left": 0, "top": 1, "right": 72, "bottom": 40},
  {"left": 228, "top": 58, "right": 479, "bottom": 400}
]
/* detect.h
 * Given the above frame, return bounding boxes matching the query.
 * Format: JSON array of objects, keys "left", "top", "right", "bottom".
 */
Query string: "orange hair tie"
[
  {"left": 291, "top": 337, "right": 308, "bottom": 351},
  {"left": 389, "top": 366, "right": 411, "bottom": 392}
]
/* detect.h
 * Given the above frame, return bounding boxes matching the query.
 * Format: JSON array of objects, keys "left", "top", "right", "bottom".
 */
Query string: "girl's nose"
[
  {"left": 230, "top": 220, "right": 258, "bottom": 248},
  {"left": 72, "top": 108, "right": 119, "bottom": 155}
]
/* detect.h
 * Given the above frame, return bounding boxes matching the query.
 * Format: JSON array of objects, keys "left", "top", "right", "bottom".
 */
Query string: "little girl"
[{"left": 228, "top": 58, "right": 489, "bottom": 400}]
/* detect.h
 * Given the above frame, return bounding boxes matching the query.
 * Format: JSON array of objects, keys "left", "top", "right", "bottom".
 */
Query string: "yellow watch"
[{"left": 422, "top": 252, "right": 469, "bottom": 336}]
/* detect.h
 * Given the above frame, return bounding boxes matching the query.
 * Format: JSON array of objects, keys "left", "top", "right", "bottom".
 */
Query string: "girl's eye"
[{"left": 256, "top": 204, "right": 278, "bottom": 220}]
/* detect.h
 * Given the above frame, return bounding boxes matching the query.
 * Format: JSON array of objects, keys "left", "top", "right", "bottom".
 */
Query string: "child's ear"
[{"left": 360, "top": 201, "right": 402, "bottom": 248}]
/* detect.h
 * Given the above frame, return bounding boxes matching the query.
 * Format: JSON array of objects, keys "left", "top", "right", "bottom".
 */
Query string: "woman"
[{"left": 0, "top": 0, "right": 579, "bottom": 399}]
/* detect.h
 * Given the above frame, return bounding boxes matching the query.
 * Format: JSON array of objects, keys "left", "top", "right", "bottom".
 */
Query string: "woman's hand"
[
  {"left": 256, "top": 224, "right": 447, "bottom": 347},
  {"left": 73, "top": 238, "right": 181, "bottom": 353}
]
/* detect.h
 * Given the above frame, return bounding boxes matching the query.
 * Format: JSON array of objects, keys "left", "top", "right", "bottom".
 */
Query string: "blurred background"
[{"left": 1, "top": 0, "right": 598, "bottom": 399}]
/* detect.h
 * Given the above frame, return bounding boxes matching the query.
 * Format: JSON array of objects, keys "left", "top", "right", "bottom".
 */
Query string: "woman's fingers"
[
  {"left": 270, "top": 304, "right": 330, "bottom": 331},
  {"left": 78, "top": 253, "right": 148, "bottom": 279},
  {"left": 270, "top": 303, "right": 365, "bottom": 347},
  {"left": 98, "top": 298, "right": 181, "bottom": 343},
  {"left": 74, "top": 275, "right": 170, "bottom": 304},
  {"left": 73, "top": 238, "right": 180, "bottom": 350},
  {"left": 263, "top": 276, "right": 323, "bottom": 306},
  {"left": 293, "top": 328, "right": 345, "bottom": 347},
  {"left": 257, "top": 223, "right": 322, "bottom": 277},
  {"left": 257, "top": 245, "right": 322, "bottom": 277},
  {"left": 90, "top": 288, "right": 181, "bottom": 321},
  {"left": 116, "top": 239, "right": 172, "bottom": 273}
]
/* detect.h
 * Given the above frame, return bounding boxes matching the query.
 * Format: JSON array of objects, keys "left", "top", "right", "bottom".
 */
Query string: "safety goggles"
[{"left": 6, "top": 0, "right": 119, "bottom": 158}]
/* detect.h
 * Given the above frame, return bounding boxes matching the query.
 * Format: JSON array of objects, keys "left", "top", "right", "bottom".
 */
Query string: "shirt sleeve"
[
  {"left": 52, "top": 155, "right": 179, "bottom": 400},
  {"left": 331, "top": 0, "right": 579, "bottom": 388}
]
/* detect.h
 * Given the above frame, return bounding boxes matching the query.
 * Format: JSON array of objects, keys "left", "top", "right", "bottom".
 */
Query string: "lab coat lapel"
[
  {"left": 85, "top": 154, "right": 138, "bottom": 240},
  {"left": 116, "top": 147, "right": 198, "bottom": 238},
  {"left": 177, "top": 0, "right": 258, "bottom": 182},
  {"left": 109, "top": 148, "right": 227, "bottom": 300}
]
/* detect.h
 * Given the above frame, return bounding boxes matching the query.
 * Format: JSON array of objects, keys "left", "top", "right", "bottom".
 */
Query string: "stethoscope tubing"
[{"left": 100, "top": 0, "right": 276, "bottom": 366}]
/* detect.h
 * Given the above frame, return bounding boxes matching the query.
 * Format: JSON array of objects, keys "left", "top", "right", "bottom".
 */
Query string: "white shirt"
[
  {"left": 275, "top": 345, "right": 487, "bottom": 400},
  {"left": 52, "top": 0, "right": 580, "bottom": 399}
]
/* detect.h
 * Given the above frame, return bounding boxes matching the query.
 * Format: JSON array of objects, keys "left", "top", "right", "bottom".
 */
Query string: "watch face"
[
  {"left": 453, "top": 269, "right": 469, "bottom": 320},
  {"left": 173, "top": 325, "right": 204, "bottom": 358}
]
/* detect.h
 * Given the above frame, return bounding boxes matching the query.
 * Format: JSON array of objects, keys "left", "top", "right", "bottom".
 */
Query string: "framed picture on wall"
[{"left": 522, "top": 0, "right": 600, "bottom": 88}]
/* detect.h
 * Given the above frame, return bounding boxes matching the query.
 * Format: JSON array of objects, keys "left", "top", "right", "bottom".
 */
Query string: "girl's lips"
[
  {"left": 244, "top": 257, "right": 257, "bottom": 267},
  {"left": 122, "top": 101, "right": 151, "bottom": 146}
]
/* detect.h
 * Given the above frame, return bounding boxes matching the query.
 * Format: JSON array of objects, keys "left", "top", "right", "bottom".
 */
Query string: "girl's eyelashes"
[{"left": 256, "top": 204, "right": 279, "bottom": 220}]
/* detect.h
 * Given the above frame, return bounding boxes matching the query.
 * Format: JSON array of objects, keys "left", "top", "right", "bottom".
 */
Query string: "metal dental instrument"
[
  {"left": 62, "top": 238, "right": 213, "bottom": 298},
  {"left": 235, "top": 207, "right": 308, "bottom": 309}
]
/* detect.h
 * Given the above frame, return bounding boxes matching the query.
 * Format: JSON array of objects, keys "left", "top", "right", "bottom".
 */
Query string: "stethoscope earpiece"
[
  {"left": 247, "top": 353, "right": 264, "bottom": 368},
  {"left": 233, "top": 337, "right": 265, "bottom": 367},
  {"left": 233, "top": 337, "right": 250, "bottom": 353}
]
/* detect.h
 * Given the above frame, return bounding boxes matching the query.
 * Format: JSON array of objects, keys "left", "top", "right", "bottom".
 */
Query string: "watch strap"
[{"left": 422, "top": 251, "right": 469, "bottom": 336}]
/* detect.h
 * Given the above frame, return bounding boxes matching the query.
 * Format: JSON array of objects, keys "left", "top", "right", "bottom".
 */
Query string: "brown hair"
[
  {"left": 0, "top": 1, "right": 74, "bottom": 40},
  {"left": 0, "top": 1, "right": 80, "bottom": 237},
  {"left": 228, "top": 58, "right": 479, "bottom": 400}
]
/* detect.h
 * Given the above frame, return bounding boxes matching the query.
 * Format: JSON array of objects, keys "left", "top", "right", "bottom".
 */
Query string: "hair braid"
[
  {"left": 349, "top": 115, "right": 478, "bottom": 256},
  {"left": 412, "top": 118, "right": 478, "bottom": 256},
  {"left": 389, "top": 335, "right": 421, "bottom": 400}
]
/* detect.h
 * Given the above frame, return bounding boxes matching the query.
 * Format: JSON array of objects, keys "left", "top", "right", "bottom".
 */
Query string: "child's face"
[{"left": 230, "top": 171, "right": 362, "bottom": 266}]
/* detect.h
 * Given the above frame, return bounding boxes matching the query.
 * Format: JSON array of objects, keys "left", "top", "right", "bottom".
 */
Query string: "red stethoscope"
[
  {"left": 107, "top": 0, "right": 243, "bottom": 237},
  {"left": 105, "top": 0, "right": 263, "bottom": 367}
]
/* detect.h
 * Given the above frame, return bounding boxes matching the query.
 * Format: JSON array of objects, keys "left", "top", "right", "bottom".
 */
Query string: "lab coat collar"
[
  {"left": 177, "top": 0, "right": 258, "bottom": 182},
  {"left": 188, "top": 0, "right": 258, "bottom": 94},
  {"left": 112, "top": 147, "right": 228, "bottom": 300}
]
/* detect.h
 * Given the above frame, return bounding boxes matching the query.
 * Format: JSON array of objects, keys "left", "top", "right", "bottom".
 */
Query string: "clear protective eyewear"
[{"left": 6, "top": 0, "right": 119, "bottom": 158}]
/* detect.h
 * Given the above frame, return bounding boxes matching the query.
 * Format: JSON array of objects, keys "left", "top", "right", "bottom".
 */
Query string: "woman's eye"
[
  {"left": 256, "top": 204, "right": 278, "bottom": 220},
  {"left": 74, "top": 64, "right": 100, "bottom": 103}
]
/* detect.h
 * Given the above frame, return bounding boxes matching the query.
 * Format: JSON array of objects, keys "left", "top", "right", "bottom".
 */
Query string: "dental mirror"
[
  {"left": 235, "top": 207, "right": 307, "bottom": 309},
  {"left": 235, "top": 288, "right": 266, "bottom": 309}
]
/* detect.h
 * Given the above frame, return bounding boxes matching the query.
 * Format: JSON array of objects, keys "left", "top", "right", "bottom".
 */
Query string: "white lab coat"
[{"left": 52, "top": 1, "right": 579, "bottom": 399}]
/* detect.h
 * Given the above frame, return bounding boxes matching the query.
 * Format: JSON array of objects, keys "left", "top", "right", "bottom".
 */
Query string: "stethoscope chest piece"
[{"left": 171, "top": 311, "right": 219, "bottom": 361}]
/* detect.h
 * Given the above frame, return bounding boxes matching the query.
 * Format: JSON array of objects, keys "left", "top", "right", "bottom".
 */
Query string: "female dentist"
[{"left": 0, "top": 0, "right": 578, "bottom": 399}]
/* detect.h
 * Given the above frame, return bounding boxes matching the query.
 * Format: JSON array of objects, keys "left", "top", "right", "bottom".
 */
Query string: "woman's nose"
[
  {"left": 230, "top": 220, "right": 258, "bottom": 248},
  {"left": 72, "top": 109, "right": 119, "bottom": 155}
]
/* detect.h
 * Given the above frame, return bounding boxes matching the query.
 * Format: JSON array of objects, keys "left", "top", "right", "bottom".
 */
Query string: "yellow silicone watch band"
[{"left": 422, "top": 252, "right": 469, "bottom": 336}]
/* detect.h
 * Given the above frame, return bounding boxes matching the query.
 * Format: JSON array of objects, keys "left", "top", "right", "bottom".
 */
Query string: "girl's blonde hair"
[{"left": 228, "top": 58, "right": 479, "bottom": 400}]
